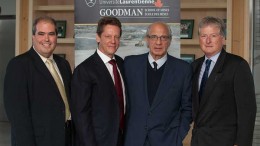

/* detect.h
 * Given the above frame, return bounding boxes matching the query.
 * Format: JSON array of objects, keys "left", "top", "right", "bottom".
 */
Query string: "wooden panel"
[
  {"left": 17, "top": 0, "right": 29, "bottom": 55},
  {"left": 181, "top": 39, "right": 200, "bottom": 45},
  {"left": 231, "top": 0, "right": 245, "bottom": 57},
  {"left": 35, "top": 5, "right": 74, "bottom": 11},
  {"left": 47, "top": 0, "right": 74, "bottom": 5},
  {"left": 181, "top": 0, "right": 227, "bottom": 60},
  {"left": 181, "top": 2, "right": 227, "bottom": 9},
  {"left": 183, "top": 123, "right": 194, "bottom": 146},
  {"left": 54, "top": 44, "right": 75, "bottom": 70},
  {"left": 57, "top": 38, "right": 75, "bottom": 44},
  {"left": 29, "top": 0, "right": 75, "bottom": 68},
  {"left": 48, "top": 12, "right": 74, "bottom": 38},
  {"left": 231, "top": 0, "right": 251, "bottom": 63}
]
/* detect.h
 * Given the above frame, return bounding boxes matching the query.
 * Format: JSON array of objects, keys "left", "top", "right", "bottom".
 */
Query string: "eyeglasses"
[{"left": 147, "top": 35, "right": 171, "bottom": 41}]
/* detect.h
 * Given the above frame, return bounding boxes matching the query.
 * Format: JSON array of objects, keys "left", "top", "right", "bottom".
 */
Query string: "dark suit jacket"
[
  {"left": 191, "top": 49, "right": 256, "bottom": 146},
  {"left": 4, "top": 48, "right": 72, "bottom": 146},
  {"left": 124, "top": 53, "right": 192, "bottom": 146},
  {"left": 71, "top": 52, "right": 125, "bottom": 146}
]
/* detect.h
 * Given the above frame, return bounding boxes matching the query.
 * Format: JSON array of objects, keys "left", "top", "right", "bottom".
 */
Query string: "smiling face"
[
  {"left": 145, "top": 22, "right": 171, "bottom": 60},
  {"left": 199, "top": 24, "right": 225, "bottom": 58},
  {"left": 96, "top": 24, "right": 121, "bottom": 58},
  {"left": 32, "top": 20, "right": 57, "bottom": 58}
]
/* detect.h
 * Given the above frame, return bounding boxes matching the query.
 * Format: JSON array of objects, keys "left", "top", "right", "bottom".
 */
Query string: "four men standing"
[{"left": 3, "top": 15, "right": 257, "bottom": 146}]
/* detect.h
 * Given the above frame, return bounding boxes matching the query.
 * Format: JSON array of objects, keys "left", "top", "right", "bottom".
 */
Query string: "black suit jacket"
[
  {"left": 71, "top": 52, "right": 125, "bottom": 146},
  {"left": 191, "top": 49, "right": 256, "bottom": 146},
  {"left": 4, "top": 48, "right": 72, "bottom": 146}
]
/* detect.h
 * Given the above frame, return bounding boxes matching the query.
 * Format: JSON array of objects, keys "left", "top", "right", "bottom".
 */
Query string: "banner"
[{"left": 75, "top": 0, "right": 180, "bottom": 66}]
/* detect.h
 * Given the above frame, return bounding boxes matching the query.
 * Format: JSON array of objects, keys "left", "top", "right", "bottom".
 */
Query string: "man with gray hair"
[
  {"left": 191, "top": 16, "right": 256, "bottom": 146},
  {"left": 124, "top": 22, "right": 192, "bottom": 146}
]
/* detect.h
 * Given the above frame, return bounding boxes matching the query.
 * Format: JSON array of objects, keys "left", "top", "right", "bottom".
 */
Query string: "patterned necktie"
[
  {"left": 46, "top": 59, "right": 70, "bottom": 121},
  {"left": 199, "top": 59, "right": 212, "bottom": 99},
  {"left": 153, "top": 62, "right": 158, "bottom": 71},
  {"left": 109, "top": 59, "right": 124, "bottom": 130}
]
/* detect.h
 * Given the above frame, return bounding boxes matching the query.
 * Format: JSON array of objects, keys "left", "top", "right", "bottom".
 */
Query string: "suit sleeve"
[
  {"left": 71, "top": 66, "right": 97, "bottom": 146},
  {"left": 179, "top": 64, "right": 193, "bottom": 141},
  {"left": 4, "top": 59, "right": 36, "bottom": 146},
  {"left": 234, "top": 60, "right": 256, "bottom": 145}
]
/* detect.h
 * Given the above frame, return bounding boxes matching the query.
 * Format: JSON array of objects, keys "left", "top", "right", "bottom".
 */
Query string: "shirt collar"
[
  {"left": 33, "top": 46, "right": 53, "bottom": 63},
  {"left": 97, "top": 48, "right": 115, "bottom": 64},
  {"left": 148, "top": 53, "right": 167, "bottom": 69},
  {"left": 204, "top": 51, "right": 221, "bottom": 64}
]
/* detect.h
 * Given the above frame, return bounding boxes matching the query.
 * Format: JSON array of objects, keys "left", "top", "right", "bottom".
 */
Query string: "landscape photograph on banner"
[
  {"left": 74, "top": 23, "right": 180, "bottom": 66},
  {"left": 74, "top": 0, "right": 181, "bottom": 66}
]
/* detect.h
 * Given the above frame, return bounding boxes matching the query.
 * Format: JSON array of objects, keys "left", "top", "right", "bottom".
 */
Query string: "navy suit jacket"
[
  {"left": 71, "top": 52, "right": 125, "bottom": 146},
  {"left": 4, "top": 48, "right": 72, "bottom": 146},
  {"left": 124, "top": 53, "right": 192, "bottom": 146},
  {"left": 191, "top": 49, "right": 256, "bottom": 146}
]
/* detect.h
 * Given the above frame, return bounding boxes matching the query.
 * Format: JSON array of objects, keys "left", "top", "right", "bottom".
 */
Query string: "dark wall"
[{"left": 0, "top": 0, "right": 16, "bottom": 121}]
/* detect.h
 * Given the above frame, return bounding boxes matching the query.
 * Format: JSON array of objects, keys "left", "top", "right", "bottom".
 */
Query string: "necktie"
[
  {"left": 46, "top": 59, "right": 70, "bottom": 121},
  {"left": 153, "top": 62, "right": 158, "bottom": 71},
  {"left": 109, "top": 59, "right": 124, "bottom": 130},
  {"left": 199, "top": 59, "right": 212, "bottom": 99}
]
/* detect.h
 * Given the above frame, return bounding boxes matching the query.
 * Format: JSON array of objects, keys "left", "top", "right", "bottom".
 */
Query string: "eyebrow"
[{"left": 37, "top": 31, "right": 56, "bottom": 34}]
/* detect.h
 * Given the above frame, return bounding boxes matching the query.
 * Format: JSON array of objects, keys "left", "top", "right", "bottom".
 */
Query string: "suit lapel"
[
  {"left": 29, "top": 48, "right": 62, "bottom": 98},
  {"left": 93, "top": 52, "right": 118, "bottom": 96},
  {"left": 192, "top": 58, "right": 204, "bottom": 120},
  {"left": 150, "top": 55, "right": 175, "bottom": 110},
  {"left": 29, "top": 48, "right": 59, "bottom": 88},
  {"left": 115, "top": 55, "right": 123, "bottom": 70},
  {"left": 140, "top": 55, "right": 150, "bottom": 108},
  {"left": 53, "top": 55, "right": 71, "bottom": 97},
  {"left": 199, "top": 49, "right": 227, "bottom": 111}
]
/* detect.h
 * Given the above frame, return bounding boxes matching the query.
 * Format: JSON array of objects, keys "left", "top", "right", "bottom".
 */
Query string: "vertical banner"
[{"left": 75, "top": 0, "right": 180, "bottom": 66}]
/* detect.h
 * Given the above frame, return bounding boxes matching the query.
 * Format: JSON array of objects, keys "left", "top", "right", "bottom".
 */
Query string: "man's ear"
[{"left": 96, "top": 33, "right": 100, "bottom": 43}]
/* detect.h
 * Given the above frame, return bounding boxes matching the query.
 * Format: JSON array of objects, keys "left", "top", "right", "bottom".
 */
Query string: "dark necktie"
[
  {"left": 199, "top": 59, "right": 212, "bottom": 99},
  {"left": 109, "top": 59, "right": 124, "bottom": 130},
  {"left": 153, "top": 62, "right": 158, "bottom": 71}
]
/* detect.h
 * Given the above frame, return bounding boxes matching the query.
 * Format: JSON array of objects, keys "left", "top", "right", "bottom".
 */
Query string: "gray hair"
[
  {"left": 198, "top": 16, "right": 226, "bottom": 37},
  {"left": 145, "top": 22, "right": 172, "bottom": 39}
]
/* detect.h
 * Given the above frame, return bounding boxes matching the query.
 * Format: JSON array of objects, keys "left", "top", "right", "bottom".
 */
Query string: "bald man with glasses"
[{"left": 123, "top": 22, "right": 193, "bottom": 146}]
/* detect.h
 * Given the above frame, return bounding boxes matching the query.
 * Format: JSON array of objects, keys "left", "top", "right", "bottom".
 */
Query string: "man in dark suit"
[
  {"left": 71, "top": 16, "right": 125, "bottom": 146},
  {"left": 191, "top": 16, "right": 256, "bottom": 146},
  {"left": 4, "top": 16, "right": 73, "bottom": 146},
  {"left": 124, "top": 22, "right": 193, "bottom": 146}
]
